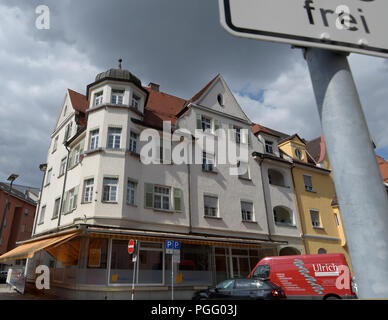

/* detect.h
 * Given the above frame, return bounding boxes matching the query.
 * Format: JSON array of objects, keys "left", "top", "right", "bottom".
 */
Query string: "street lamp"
[
  {"left": 0, "top": 173, "right": 19, "bottom": 241},
  {"left": 31, "top": 164, "right": 47, "bottom": 236}
]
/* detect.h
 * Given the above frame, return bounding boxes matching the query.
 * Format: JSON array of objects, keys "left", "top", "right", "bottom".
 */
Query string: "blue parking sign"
[
  {"left": 166, "top": 240, "right": 174, "bottom": 249},
  {"left": 174, "top": 241, "right": 180, "bottom": 250}
]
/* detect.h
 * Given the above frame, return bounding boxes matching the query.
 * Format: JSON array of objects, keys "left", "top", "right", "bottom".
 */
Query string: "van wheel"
[{"left": 325, "top": 295, "right": 341, "bottom": 300}]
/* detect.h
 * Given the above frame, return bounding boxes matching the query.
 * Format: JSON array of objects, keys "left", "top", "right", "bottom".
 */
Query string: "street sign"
[
  {"left": 165, "top": 240, "right": 181, "bottom": 254},
  {"left": 219, "top": 0, "right": 388, "bottom": 58},
  {"left": 128, "top": 239, "right": 135, "bottom": 255}
]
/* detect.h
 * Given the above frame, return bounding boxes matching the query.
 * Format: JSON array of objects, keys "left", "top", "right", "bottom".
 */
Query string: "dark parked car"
[
  {"left": 0, "top": 271, "right": 8, "bottom": 284},
  {"left": 192, "top": 278, "right": 286, "bottom": 300}
]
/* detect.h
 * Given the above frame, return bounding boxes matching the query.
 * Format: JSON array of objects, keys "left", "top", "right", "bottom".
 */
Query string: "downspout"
[
  {"left": 291, "top": 164, "right": 309, "bottom": 254},
  {"left": 57, "top": 144, "right": 70, "bottom": 229},
  {"left": 187, "top": 163, "right": 192, "bottom": 234},
  {"left": 31, "top": 166, "right": 47, "bottom": 237}
]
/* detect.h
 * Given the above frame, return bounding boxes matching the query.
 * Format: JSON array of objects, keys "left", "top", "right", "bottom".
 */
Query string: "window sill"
[
  {"left": 270, "top": 183, "right": 290, "bottom": 188},
  {"left": 101, "top": 201, "right": 118, "bottom": 204},
  {"left": 204, "top": 215, "right": 222, "bottom": 220},
  {"left": 305, "top": 189, "right": 316, "bottom": 193},
  {"left": 275, "top": 222, "right": 297, "bottom": 228},
  {"left": 202, "top": 168, "right": 217, "bottom": 174},
  {"left": 81, "top": 201, "right": 93, "bottom": 205},
  {"left": 313, "top": 226, "right": 324, "bottom": 230},
  {"left": 126, "top": 203, "right": 137, "bottom": 208},
  {"left": 63, "top": 208, "right": 76, "bottom": 215},
  {"left": 51, "top": 216, "right": 59, "bottom": 221},
  {"left": 153, "top": 208, "right": 175, "bottom": 214},
  {"left": 127, "top": 150, "right": 140, "bottom": 159},
  {"left": 84, "top": 148, "right": 103, "bottom": 156},
  {"left": 57, "top": 173, "right": 65, "bottom": 179},
  {"left": 44, "top": 183, "right": 50, "bottom": 188},
  {"left": 238, "top": 176, "right": 252, "bottom": 182},
  {"left": 242, "top": 220, "right": 257, "bottom": 224}
]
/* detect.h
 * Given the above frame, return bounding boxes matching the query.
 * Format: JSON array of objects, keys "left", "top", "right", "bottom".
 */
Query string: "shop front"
[{"left": 4, "top": 225, "right": 281, "bottom": 299}]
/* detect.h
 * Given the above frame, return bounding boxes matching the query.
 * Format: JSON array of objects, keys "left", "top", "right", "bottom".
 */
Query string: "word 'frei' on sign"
[{"left": 303, "top": 0, "right": 372, "bottom": 33}]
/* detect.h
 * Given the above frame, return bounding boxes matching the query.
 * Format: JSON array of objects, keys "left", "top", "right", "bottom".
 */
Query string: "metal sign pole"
[
  {"left": 171, "top": 254, "right": 174, "bottom": 301},
  {"left": 131, "top": 240, "right": 137, "bottom": 300},
  {"left": 304, "top": 47, "right": 388, "bottom": 298}
]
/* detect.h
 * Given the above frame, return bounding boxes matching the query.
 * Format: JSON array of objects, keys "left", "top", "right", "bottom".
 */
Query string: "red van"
[{"left": 248, "top": 253, "right": 357, "bottom": 299}]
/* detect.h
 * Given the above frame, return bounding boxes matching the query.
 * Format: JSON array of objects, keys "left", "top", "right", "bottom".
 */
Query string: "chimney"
[{"left": 148, "top": 82, "right": 160, "bottom": 92}]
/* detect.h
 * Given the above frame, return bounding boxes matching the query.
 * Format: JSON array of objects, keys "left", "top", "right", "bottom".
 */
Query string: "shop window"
[{"left": 110, "top": 240, "right": 135, "bottom": 285}]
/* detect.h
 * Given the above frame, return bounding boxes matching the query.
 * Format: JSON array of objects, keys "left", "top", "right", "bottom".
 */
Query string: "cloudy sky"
[{"left": 1, "top": 0, "right": 387, "bottom": 187}]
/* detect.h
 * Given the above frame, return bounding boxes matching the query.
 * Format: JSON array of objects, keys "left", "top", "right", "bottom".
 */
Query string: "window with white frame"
[
  {"left": 68, "top": 188, "right": 77, "bottom": 212},
  {"left": 103, "top": 178, "right": 118, "bottom": 202},
  {"left": 59, "top": 157, "right": 67, "bottom": 176},
  {"left": 111, "top": 89, "right": 124, "bottom": 104},
  {"left": 107, "top": 127, "right": 121, "bottom": 149},
  {"left": 201, "top": 116, "right": 212, "bottom": 131},
  {"left": 310, "top": 210, "right": 321, "bottom": 228},
  {"left": 303, "top": 175, "right": 314, "bottom": 192},
  {"left": 52, "top": 198, "right": 60, "bottom": 219},
  {"left": 131, "top": 93, "right": 141, "bottom": 109},
  {"left": 234, "top": 126, "right": 241, "bottom": 144},
  {"left": 45, "top": 168, "right": 52, "bottom": 185},
  {"left": 73, "top": 145, "right": 81, "bottom": 166},
  {"left": 63, "top": 122, "right": 72, "bottom": 142},
  {"left": 204, "top": 195, "right": 218, "bottom": 217},
  {"left": 202, "top": 152, "right": 215, "bottom": 172},
  {"left": 129, "top": 131, "right": 138, "bottom": 153},
  {"left": 83, "top": 179, "right": 94, "bottom": 203},
  {"left": 265, "top": 140, "right": 273, "bottom": 154},
  {"left": 127, "top": 180, "right": 136, "bottom": 206},
  {"left": 89, "top": 129, "right": 99, "bottom": 150},
  {"left": 241, "top": 201, "right": 254, "bottom": 221},
  {"left": 53, "top": 136, "right": 58, "bottom": 153},
  {"left": 39, "top": 206, "right": 46, "bottom": 224},
  {"left": 153, "top": 186, "right": 170, "bottom": 210},
  {"left": 94, "top": 91, "right": 103, "bottom": 106}
]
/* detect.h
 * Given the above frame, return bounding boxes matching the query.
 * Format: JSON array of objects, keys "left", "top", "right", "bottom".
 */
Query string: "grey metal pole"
[{"left": 304, "top": 48, "right": 388, "bottom": 299}]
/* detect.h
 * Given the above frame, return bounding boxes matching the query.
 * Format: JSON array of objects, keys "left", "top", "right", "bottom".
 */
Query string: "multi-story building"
[
  {"left": 1, "top": 65, "right": 301, "bottom": 299},
  {"left": 0, "top": 182, "right": 37, "bottom": 271},
  {"left": 278, "top": 134, "right": 352, "bottom": 267}
]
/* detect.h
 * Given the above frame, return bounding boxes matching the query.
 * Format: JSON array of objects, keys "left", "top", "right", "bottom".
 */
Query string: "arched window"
[
  {"left": 273, "top": 206, "right": 293, "bottom": 226},
  {"left": 268, "top": 169, "right": 286, "bottom": 187},
  {"left": 318, "top": 248, "right": 327, "bottom": 254},
  {"left": 279, "top": 247, "right": 301, "bottom": 256}
]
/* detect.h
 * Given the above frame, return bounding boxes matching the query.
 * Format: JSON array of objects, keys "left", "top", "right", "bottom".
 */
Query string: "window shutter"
[
  {"left": 196, "top": 114, "right": 202, "bottom": 130},
  {"left": 144, "top": 183, "right": 154, "bottom": 208},
  {"left": 241, "top": 129, "right": 248, "bottom": 144},
  {"left": 214, "top": 119, "right": 220, "bottom": 132},
  {"left": 61, "top": 191, "right": 68, "bottom": 213},
  {"left": 79, "top": 139, "right": 85, "bottom": 153},
  {"left": 173, "top": 188, "right": 182, "bottom": 212},
  {"left": 73, "top": 185, "right": 79, "bottom": 210}
]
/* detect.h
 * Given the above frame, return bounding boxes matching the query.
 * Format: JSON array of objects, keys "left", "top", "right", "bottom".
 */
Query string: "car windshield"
[
  {"left": 216, "top": 280, "right": 234, "bottom": 290},
  {"left": 252, "top": 264, "right": 270, "bottom": 279}
]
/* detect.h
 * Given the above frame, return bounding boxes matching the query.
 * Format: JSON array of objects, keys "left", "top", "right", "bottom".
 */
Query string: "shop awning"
[
  {"left": 0, "top": 231, "right": 80, "bottom": 263},
  {"left": 87, "top": 227, "right": 286, "bottom": 248}
]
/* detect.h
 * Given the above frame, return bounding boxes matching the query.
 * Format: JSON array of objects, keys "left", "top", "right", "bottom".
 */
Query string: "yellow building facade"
[{"left": 278, "top": 135, "right": 352, "bottom": 272}]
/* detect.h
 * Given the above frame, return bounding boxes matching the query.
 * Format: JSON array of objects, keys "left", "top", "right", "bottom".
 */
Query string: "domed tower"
[{"left": 86, "top": 59, "right": 148, "bottom": 114}]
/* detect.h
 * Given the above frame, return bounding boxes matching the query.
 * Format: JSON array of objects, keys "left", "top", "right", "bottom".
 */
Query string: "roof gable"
[{"left": 190, "top": 75, "right": 251, "bottom": 123}]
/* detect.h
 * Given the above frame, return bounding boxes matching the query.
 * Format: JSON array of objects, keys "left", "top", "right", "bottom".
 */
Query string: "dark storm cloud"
[{"left": 0, "top": 0, "right": 387, "bottom": 187}]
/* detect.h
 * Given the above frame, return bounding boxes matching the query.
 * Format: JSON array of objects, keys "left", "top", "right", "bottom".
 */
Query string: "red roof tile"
[
  {"left": 377, "top": 156, "right": 388, "bottom": 183},
  {"left": 251, "top": 123, "right": 279, "bottom": 137},
  {"left": 68, "top": 89, "right": 88, "bottom": 113}
]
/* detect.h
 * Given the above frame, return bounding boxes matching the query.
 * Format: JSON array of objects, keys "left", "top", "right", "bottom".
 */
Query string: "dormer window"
[
  {"left": 111, "top": 89, "right": 124, "bottom": 105},
  {"left": 265, "top": 140, "right": 274, "bottom": 154},
  {"left": 295, "top": 149, "right": 302, "bottom": 160},
  {"left": 131, "top": 94, "right": 141, "bottom": 109},
  {"left": 94, "top": 91, "right": 103, "bottom": 106}
]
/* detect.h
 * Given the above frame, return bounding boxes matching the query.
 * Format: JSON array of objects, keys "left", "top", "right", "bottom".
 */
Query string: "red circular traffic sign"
[{"left": 128, "top": 239, "right": 135, "bottom": 254}]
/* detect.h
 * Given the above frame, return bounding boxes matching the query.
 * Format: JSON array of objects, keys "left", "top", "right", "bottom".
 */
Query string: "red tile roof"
[
  {"left": 251, "top": 123, "right": 279, "bottom": 137},
  {"left": 68, "top": 89, "right": 88, "bottom": 113},
  {"left": 377, "top": 156, "right": 388, "bottom": 183}
]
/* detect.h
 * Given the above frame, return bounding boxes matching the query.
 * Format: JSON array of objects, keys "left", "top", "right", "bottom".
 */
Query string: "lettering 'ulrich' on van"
[{"left": 248, "top": 253, "right": 357, "bottom": 300}]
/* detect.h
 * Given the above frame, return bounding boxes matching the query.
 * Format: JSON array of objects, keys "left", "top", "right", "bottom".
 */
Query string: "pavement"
[{"left": 0, "top": 283, "right": 61, "bottom": 300}]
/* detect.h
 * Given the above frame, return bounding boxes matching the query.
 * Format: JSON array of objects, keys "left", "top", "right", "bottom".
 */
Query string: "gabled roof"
[
  {"left": 68, "top": 89, "right": 88, "bottom": 113},
  {"left": 251, "top": 123, "right": 281, "bottom": 137},
  {"left": 0, "top": 182, "right": 37, "bottom": 206},
  {"left": 278, "top": 133, "right": 306, "bottom": 145},
  {"left": 189, "top": 74, "right": 220, "bottom": 104}
]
